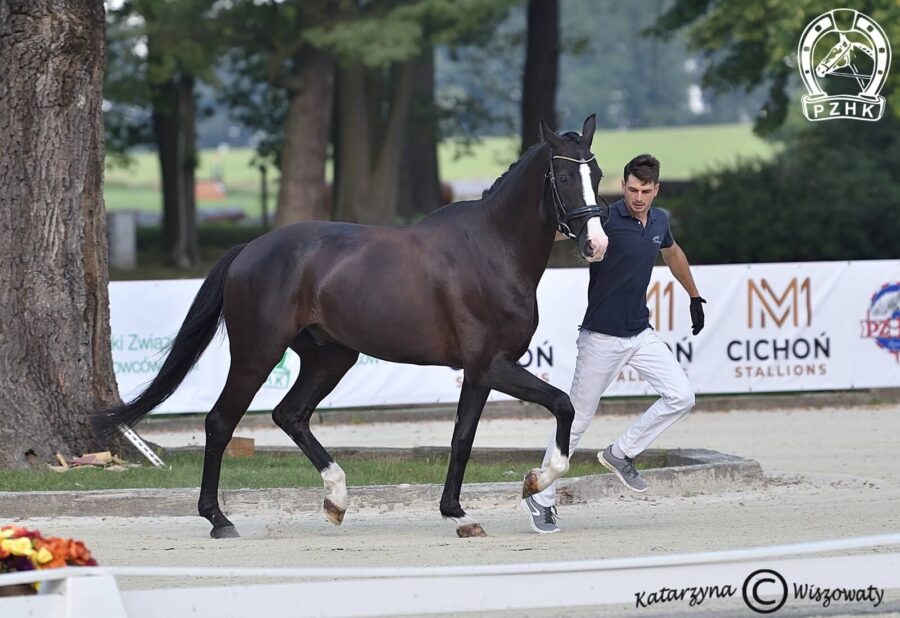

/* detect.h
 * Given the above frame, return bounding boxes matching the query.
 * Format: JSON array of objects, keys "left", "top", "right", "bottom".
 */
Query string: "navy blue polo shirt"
[{"left": 581, "top": 199, "right": 674, "bottom": 337}]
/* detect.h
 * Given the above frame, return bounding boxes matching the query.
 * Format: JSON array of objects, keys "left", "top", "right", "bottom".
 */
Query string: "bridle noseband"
[{"left": 546, "top": 153, "right": 609, "bottom": 239}]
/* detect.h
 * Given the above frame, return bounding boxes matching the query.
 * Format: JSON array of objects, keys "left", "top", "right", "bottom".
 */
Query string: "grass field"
[
  {"left": 105, "top": 123, "right": 778, "bottom": 216},
  {"left": 0, "top": 451, "right": 624, "bottom": 492}
]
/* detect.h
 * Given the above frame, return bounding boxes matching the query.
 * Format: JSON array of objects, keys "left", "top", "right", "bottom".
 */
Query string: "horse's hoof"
[
  {"left": 522, "top": 468, "right": 542, "bottom": 498},
  {"left": 324, "top": 497, "right": 345, "bottom": 525},
  {"left": 210, "top": 525, "right": 240, "bottom": 539},
  {"left": 456, "top": 523, "right": 487, "bottom": 538}
]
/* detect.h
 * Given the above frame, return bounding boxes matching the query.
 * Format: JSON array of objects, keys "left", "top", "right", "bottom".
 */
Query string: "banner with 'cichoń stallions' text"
[{"left": 109, "top": 260, "right": 900, "bottom": 414}]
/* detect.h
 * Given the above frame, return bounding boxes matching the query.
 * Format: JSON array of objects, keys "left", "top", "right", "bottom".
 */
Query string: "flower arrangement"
[{"left": 0, "top": 525, "right": 97, "bottom": 593}]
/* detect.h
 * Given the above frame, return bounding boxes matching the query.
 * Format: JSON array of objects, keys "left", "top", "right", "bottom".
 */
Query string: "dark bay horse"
[{"left": 93, "top": 116, "right": 609, "bottom": 539}]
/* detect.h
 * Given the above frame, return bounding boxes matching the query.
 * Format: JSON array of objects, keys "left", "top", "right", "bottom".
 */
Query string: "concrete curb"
[{"left": 0, "top": 449, "right": 763, "bottom": 519}]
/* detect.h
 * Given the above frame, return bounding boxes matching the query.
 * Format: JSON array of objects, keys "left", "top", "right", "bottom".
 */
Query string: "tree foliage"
[
  {"left": 667, "top": 112, "right": 900, "bottom": 263},
  {"left": 647, "top": 0, "right": 900, "bottom": 135},
  {"left": 105, "top": 0, "right": 221, "bottom": 156}
]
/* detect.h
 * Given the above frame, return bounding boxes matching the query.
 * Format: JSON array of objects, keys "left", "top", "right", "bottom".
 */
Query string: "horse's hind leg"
[
  {"left": 440, "top": 377, "right": 490, "bottom": 538},
  {"left": 199, "top": 343, "right": 287, "bottom": 539},
  {"left": 272, "top": 338, "right": 358, "bottom": 525}
]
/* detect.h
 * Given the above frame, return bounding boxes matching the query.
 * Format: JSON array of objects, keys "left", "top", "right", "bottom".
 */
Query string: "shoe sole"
[
  {"left": 520, "top": 499, "right": 559, "bottom": 534},
  {"left": 597, "top": 451, "right": 648, "bottom": 493}
]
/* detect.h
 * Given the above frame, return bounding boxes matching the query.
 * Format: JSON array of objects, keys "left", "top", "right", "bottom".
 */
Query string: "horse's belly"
[
  {"left": 329, "top": 320, "right": 460, "bottom": 368},
  {"left": 315, "top": 290, "right": 460, "bottom": 367}
]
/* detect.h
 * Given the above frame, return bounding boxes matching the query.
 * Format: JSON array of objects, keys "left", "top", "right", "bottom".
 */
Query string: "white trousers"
[{"left": 533, "top": 327, "right": 695, "bottom": 507}]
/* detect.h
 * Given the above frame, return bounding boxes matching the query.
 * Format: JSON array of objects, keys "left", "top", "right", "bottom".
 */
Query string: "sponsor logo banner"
[{"left": 109, "top": 260, "right": 900, "bottom": 413}]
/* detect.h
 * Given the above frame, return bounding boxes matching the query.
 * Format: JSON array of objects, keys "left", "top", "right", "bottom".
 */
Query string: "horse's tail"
[{"left": 92, "top": 243, "right": 247, "bottom": 438}]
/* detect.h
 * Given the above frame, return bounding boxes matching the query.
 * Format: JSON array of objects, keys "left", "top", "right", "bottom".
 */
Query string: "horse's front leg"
[
  {"left": 440, "top": 378, "right": 491, "bottom": 538},
  {"left": 484, "top": 357, "right": 573, "bottom": 497}
]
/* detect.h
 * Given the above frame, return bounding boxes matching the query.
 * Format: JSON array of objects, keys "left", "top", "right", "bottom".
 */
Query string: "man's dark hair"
[{"left": 623, "top": 154, "right": 660, "bottom": 184}]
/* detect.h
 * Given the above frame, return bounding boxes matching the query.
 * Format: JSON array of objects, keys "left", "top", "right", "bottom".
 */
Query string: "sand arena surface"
[{"left": 5, "top": 405, "right": 900, "bottom": 615}]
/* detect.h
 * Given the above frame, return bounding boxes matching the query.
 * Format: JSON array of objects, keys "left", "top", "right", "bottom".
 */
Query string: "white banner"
[{"left": 109, "top": 260, "right": 900, "bottom": 413}]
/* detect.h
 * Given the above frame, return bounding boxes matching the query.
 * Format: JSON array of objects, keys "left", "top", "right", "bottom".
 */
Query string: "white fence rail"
[{"left": 2, "top": 533, "right": 899, "bottom": 617}]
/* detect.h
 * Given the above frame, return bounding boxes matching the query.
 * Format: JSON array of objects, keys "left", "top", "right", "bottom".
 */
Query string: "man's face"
[{"left": 621, "top": 175, "right": 659, "bottom": 218}]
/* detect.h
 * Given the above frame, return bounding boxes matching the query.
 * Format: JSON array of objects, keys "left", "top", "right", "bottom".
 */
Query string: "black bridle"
[{"left": 546, "top": 153, "right": 609, "bottom": 239}]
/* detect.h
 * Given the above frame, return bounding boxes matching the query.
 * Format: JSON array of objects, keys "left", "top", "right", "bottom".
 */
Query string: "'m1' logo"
[{"left": 747, "top": 278, "right": 812, "bottom": 329}]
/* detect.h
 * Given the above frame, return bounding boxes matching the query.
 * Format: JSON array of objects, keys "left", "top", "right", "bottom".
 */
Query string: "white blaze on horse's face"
[{"left": 579, "top": 163, "right": 608, "bottom": 262}]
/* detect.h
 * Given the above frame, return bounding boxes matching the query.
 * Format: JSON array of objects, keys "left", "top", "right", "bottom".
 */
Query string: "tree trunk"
[
  {"left": 398, "top": 49, "right": 441, "bottom": 222},
  {"left": 0, "top": 0, "right": 118, "bottom": 468},
  {"left": 275, "top": 47, "right": 335, "bottom": 226},
  {"left": 334, "top": 63, "right": 372, "bottom": 223},
  {"left": 521, "top": 0, "right": 559, "bottom": 152},
  {"left": 366, "top": 61, "right": 415, "bottom": 225},
  {"left": 334, "top": 61, "right": 415, "bottom": 225},
  {"left": 151, "top": 73, "right": 199, "bottom": 268}
]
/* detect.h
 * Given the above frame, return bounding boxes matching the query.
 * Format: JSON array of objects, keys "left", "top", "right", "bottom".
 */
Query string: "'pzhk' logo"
[
  {"left": 798, "top": 9, "right": 891, "bottom": 122},
  {"left": 861, "top": 283, "right": 900, "bottom": 362}
]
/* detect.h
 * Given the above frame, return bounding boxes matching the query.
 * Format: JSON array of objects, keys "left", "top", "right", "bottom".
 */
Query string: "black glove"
[{"left": 690, "top": 296, "right": 706, "bottom": 335}]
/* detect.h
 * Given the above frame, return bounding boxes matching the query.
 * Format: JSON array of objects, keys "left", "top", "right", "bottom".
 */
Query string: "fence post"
[{"left": 107, "top": 210, "right": 137, "bottom": 270}]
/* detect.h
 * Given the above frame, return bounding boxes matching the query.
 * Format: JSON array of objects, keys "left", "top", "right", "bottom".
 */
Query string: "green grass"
[
  {"left": 0, "top": 452, "right": 615, "bottom": 492},
  {"left": 104, "top": 123, "right": 779, "bottom": 213}
]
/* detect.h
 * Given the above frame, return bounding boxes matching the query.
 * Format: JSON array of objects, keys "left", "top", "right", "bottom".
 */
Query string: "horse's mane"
[{"left": 481, "top": 139, "right": 547, "bottom": 199}]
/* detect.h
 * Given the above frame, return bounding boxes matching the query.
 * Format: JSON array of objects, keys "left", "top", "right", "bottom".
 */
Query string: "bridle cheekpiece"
[{"left": 546, "top": 152, "right": 608, "bottom": 239}]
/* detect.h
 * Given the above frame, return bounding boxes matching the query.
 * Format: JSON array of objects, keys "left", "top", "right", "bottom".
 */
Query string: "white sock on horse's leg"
[
  {"left": 447, "top": 515, "right": 478, "bottom": 527},
  {"left": 537, "top": 445, "right": 570, "bottom": 490},
  {"left": 321, "top": 462, "right": 348, "bottom": 523}
]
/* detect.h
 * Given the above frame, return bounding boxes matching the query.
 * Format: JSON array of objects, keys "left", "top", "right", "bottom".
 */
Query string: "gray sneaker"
[
  {"left": 521, "top": 495, "right": 559, "bottom": 534},
  {"left": 598, "top": 445, "right": 647, "bottom": 493}
]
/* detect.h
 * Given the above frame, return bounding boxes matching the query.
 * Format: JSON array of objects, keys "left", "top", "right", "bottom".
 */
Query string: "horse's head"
[
  {"left": 540, "top": 115, "right": 608, "bottom": 262},
  {"left": 815, "top": 33, "right": 853, "bottom": 78}
]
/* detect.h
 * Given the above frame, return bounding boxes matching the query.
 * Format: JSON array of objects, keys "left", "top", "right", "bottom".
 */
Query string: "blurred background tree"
[
  {"left": 101, "top": 0, "right": 898, "bottom": 268},
  {"left": 106, "top": 0, "right": 222, "bottom": 268},
  {"left": 647, "top": 0, "right": 900, "bottom": 263}
]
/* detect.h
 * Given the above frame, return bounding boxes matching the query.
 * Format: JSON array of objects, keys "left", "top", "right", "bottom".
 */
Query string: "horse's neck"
[{"left": 484, "top": 144, "right": 557, "bottom": 285}]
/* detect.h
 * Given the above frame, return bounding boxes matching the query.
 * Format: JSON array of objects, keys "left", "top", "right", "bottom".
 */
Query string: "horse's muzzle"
[{"left": 579, "top": 217, "right": 608, "bottom": 262}]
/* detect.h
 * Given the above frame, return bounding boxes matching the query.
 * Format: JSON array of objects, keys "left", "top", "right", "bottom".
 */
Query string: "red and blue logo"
[{"left": 861, "top": 283, "right": 900, "bottom": 361}]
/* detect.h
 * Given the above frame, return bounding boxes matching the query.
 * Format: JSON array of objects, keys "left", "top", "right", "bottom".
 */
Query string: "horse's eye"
[{"left": 559, "top": 176, "right": 568, "bottom": 185}]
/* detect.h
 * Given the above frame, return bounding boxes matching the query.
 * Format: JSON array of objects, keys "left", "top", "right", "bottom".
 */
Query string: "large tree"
[{"left": 0, "top": 0, "right": 118, "bottom": 467}]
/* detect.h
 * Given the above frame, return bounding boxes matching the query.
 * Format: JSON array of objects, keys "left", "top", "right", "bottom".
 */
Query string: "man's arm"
[
  {"left": 660, "top": 242, "right": 700, "bottom": 297},
  {"left": 662, "top": 242, "right": 706, "bottom": 335},
  {"left": 554, "top": 231, "right": 567, "bottom": 242}
]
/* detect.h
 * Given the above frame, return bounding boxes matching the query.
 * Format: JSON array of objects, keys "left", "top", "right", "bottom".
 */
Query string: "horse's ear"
[
  {"left": 582, "top": 114, "right": 597, "bottom": 149},
  {"left": 539, "top": 119, "right": 562, "bottom": 148}
]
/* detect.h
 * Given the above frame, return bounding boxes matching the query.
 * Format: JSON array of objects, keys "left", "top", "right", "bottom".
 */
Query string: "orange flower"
[
  {"left": 66, "top": 540, "right": 95, "bottom": 566},
  {"left": 3, "top": 526, "right": 98, "bottom": 571}
]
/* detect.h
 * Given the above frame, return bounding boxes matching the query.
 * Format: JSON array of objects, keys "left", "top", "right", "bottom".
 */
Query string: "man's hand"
[{"left": 690, "top": 297, "right": 706, "bottom": 335}]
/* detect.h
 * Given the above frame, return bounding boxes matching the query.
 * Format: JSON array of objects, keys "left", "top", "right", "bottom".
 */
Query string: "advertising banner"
[{"left": 109, "top": 260, "right": 900, "bottom": 413}]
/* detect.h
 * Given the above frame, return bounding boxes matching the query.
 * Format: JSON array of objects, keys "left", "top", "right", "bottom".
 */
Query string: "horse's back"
[{"left": 221, "top": 207, "right": 534, "bottom": 367}]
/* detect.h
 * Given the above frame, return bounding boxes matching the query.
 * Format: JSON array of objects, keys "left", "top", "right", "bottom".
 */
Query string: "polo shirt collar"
[{"left": 615, "top": 199, "right": 656, "bottom": 222}]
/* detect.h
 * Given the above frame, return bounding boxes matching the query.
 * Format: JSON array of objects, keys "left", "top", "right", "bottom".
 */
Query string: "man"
[{"left": 523, "top": 154, "right": 706, "bottom": 534}]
